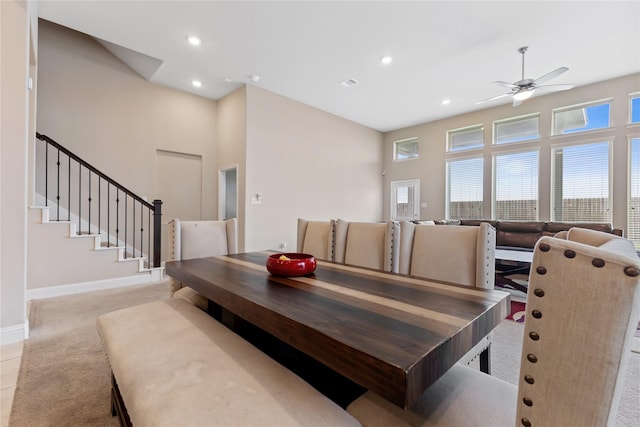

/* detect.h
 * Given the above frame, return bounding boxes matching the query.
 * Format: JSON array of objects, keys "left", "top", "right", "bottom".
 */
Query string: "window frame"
[
  {"left": 628, "top": 135, "right": 640, "bottom": 250},
  {"left": 551, "top": 99, "right": 613, "bottom": 136},
  {"left": 446, "top": 124, "right": 484, "bottom": 152},
  {"left": 392, "top": 137, "right": 419, "bottom": 162},
  {"left": 492, "top": 148, "right": 540, "bottom": 221},
  {"left": 493, "top": 113, "right": 540, "bottom": 145},
  {"left": 549, "top": 138, "right": 613, "bottom": 224},
  {"left": 630, "top": 92, "right": 640, "bottom": 125},
  {"left": 445, "top": 154, "right": 484, "bottom": 219}
]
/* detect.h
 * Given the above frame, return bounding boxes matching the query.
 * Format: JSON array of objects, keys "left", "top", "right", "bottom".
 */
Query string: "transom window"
[
  {"left": 393, "top": 137, "right": 418, "bottom": 161},
  {"left": 494, "top": 114, "right": 540, "bottom": 145},
  {"left": 493, "top": 150, "right": 539, "bottom": 220},
  {"left": 446, "top": 156, "right": 483, "bottom": 219},
  {"left": 553, "top": 101, "right": 611, "bottom": 135},
  {"left": 630, "top": 93, "right": 640, "bottom": 124},
  {"left": 551, "top": 141, "right": 611, "bottom": 223},
  {"left": 447, "top": 125, "right": 483, "bottom": 152}
]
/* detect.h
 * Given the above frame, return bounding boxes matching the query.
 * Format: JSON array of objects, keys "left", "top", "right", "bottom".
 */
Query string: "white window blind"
[
  {"left": 494, "top": 150, "right": 539, "bottom": 220},
  {"left": 447, "top": 157, "right": 483, "bottom": 219},
  {"left": 448, "top": 126, "right": 483, "bottom": 152},
  {"left": 494, "top": 115, "right": 539, "bottom": 144},
  {"left": 551, "top": 141, "right": 610, "bottom": 222},
  {"left": 629, "top": 138, "right": 640, "bottom": 249}
]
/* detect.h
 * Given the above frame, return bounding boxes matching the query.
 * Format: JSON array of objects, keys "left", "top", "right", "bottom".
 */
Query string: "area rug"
[
  {"left": 506, "top": 300, "right": 526, "bottom": 323},
  {"left": 9, "top": 280, "right": 639, "bottom": 426},
  {"left": 9, "top": 281, "right": 169, "bottom": 427}
]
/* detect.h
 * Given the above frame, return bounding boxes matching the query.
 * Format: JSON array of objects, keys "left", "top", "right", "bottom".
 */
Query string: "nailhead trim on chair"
[{"left": 625, "top": 266, "right": 640, "bottom": 277}]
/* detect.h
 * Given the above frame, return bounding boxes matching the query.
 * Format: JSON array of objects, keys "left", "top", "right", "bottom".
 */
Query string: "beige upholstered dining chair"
[
  {"left": 296, "top": 218, "right": 336, "bottom": 261},
  {"left": 347, "top": 228, "right": 640, "bottom": 427},
  {"left": 168, "top": 218, "right": 238, "bottom": 310},
  {"left": 398, "top": 221, "right": 495, "bottom": 288},
  {"left": 333, "top": 219, "right": 400, "bottom": 272},
  {"left": 398, "top": 221, "right": 496, "bottom": 372}
]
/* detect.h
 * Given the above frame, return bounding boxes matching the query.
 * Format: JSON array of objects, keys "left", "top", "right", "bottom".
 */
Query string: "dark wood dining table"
[{"left": 165, "top": 251, "right": 510, "bottom": 409}]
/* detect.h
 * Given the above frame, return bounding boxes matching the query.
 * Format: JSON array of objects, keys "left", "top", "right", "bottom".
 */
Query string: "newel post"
[{"left": 153, "top": 199, "right": 163, "bottom": 268}]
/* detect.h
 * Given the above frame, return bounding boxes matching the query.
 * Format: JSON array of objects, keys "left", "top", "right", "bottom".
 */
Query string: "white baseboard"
[
  {"left": 1, "top": 321, "right": 29, "bottom": 345},
  {"left": 26, "top": 273, "right": 163, "bottom": 301}
]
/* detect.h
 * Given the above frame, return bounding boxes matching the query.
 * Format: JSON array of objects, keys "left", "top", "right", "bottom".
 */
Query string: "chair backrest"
[
  {"left": 517, "top": 229, "right": 640, "bottom": 426},
  {"left": 398, "top": 221, "right": 495, "bottom": 288},
  {"left": 333, "top": 219, "right": 399, "bottom": 272},
  {"left": 168, "top": 218, "right": 238, "bottom": 295},
  {"left": 296, "top": 219, "right": 335, "bottom": 261}
]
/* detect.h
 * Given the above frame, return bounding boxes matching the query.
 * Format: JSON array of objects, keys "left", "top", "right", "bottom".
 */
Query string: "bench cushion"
[{"left": 97, "top": 299, "right": 360, "bottom": 427}]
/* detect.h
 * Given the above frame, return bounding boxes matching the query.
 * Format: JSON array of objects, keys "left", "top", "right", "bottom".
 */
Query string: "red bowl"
[{"left": 266, "top": 253, "right": 317, "bottom": 277}]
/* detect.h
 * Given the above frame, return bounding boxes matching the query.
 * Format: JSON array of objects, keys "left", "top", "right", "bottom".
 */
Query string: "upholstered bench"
[{"left": 97, "top": 298, "right": 361, "bottom": 426}]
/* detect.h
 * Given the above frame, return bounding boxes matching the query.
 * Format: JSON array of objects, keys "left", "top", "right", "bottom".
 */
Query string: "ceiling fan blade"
[
  {"left": 535, "top": 83, "right": 574, "bottom": 93},
  {"left": 476, "top": 93, "right": 512, "bottom": 105},
  {"left": 493, "top": 81, "right": 518, "bottom": 89},
  {"left": 533, "top": 67, "right": 569, "bottom": 85}
]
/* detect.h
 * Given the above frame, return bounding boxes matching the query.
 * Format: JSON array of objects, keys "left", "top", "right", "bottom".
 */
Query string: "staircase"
[{"left": 29, "top": 133, "right": 164, "bottom": 299}]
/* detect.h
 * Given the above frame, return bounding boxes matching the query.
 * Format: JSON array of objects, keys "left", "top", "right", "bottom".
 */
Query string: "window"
[
  {"left": 390, "top": 180, "right": 420, "bottom": 220},
  {"left": 393, "top": 137, "right": 418, "bottom": 161},
  {"left": 447, "top": 125, "right": 483, "bottom": 152},
  {"left": 553, "top": 101, "right": 611, "bottom": 135},
  {"left": 446, "top": 157, "right": 483, "bottom": 219},
  {"left": 494, "top": 114, "right": 539, "bottom": 144},
  {"left": 629, "top": 137, "right": 640, "bottom": 249},
  {"left": 493, "top": 150, "right": 539, "bottom": 220},
  {"left": 631, "top": 94, "right": 640, "bottom": 124},
  {"left": 551, "top": 141, "right": 610, "bottom": 223}
]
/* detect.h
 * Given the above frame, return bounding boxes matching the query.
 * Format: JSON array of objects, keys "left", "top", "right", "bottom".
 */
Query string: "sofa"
[{"left": 422, "top": 219, "right": 623, "bottom": 251}]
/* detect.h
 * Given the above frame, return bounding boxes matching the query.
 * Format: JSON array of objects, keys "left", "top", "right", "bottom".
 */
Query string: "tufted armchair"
[
  {"left": 346, "top": 228, "right": 640, "bottom": 427},
  {"left": 333, "top": 219, "right": 400, "bottom": 272},
  {"left": 167, "top": 218, "right": 237, "bottom": 310},
  {"left": 296, "top": 218, "right": 336, "bottom": 261}
]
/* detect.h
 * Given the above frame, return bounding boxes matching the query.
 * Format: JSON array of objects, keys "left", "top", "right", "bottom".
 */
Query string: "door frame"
[{"left": 218, "top": 164, "right": 239, "bottom": 220}]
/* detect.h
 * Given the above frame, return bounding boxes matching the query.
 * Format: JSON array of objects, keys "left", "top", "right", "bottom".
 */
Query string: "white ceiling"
[{"left": 37, "top": 1, "right": 640, "bottom": 132}]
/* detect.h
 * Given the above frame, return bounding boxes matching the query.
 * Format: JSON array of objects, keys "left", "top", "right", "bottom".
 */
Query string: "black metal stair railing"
[{"left": 36, "top": 132, "right": 162, "bottom": 268}]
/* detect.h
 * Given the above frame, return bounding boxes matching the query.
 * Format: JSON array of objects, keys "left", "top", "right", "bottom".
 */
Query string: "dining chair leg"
[{"left": 479, "top": 346, "right": 491, "bottom": 374}]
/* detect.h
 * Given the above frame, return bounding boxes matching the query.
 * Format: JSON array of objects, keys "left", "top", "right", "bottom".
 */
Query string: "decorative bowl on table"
[{"left": 266, "top": 253, "right": 317, "bottom": 277}]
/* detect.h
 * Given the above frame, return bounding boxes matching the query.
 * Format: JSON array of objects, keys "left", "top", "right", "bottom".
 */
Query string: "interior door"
[
  {"left": 218, "top": 166, "right": 238, "bottom": 220},
  {"left": 390, "top": 179, "right": 420, "bottom": 221}
]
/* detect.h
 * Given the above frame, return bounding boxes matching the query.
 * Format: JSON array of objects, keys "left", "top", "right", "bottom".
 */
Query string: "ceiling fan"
[{"left": 477, "top": 46, "right": 574, "bottom": 107}]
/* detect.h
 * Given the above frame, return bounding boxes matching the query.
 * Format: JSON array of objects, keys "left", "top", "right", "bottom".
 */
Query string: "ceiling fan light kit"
[{"left": 477, "top": 46, "right": 574, "bottom": 107}]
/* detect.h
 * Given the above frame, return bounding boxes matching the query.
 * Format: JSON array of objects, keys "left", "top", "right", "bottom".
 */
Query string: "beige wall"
[
  {"left": 1, "top": 0, "right": 37, "bottom": 343},
  {"left": 216, "top": 86, "right": 247, "bottom": 251},
  {"left": 383, "top": 73, "right": 640, "bottom": 233},
  {"left": 244, "top": 85, "right": 383, "bottom": 252},
  {"left": 35, "top": 20, "right": 218, "bottom": 269}
]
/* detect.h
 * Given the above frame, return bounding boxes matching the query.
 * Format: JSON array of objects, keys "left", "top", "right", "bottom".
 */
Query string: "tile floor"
[{"left": 1, "top": 340, "right": 23, "bottom": 427}]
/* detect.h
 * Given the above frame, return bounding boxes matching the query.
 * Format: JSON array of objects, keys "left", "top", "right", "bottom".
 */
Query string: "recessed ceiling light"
[
  {"left": 441, "top": 98, "right": 451, "bottom": 105},
  {"left": 249, "top": 75, "right": 260, "bottom": 82},
  {"left": 191, "top": 80, "right": 202, "bottom": 88},
  {"left": 380, "top": 56, "right": 393, "bottom": 65},
  {"left": 224, "top": 77, "right": 232, "bottom": 83},
  {"left": 186, "top": 35, "right": 201, "bottom": 46}
]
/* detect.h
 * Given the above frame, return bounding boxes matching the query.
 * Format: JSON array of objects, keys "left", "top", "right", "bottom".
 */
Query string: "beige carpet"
[
  {"left": 9, "top": 280, "right": 640, "bottom": 426},
  {"left": 9, "top": 281, "right": 169, "bottom": 427}
]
